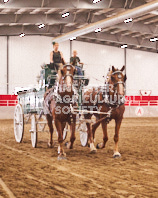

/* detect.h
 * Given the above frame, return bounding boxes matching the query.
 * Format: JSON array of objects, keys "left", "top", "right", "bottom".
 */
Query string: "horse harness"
[
  {"left": 44, "top": 65, "right": 78, "bottom": 117},
  {"left": 110, "top": 70, "right": 125, "bottom": 89},
  {"left": 91, "top": 70, "right": 126, "bottom": 124}
]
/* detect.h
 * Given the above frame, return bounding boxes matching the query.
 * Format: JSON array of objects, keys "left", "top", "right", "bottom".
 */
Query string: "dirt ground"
[{"left": 0, "top": 118, "right": 158, "bottom": 198}]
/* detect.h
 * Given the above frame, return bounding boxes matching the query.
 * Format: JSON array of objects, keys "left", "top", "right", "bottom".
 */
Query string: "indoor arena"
[{"left": 0, "top": 0, "right": 158, "bottom": 198}]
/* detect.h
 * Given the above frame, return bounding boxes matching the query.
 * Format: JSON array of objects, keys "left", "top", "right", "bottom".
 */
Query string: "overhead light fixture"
[
  {"left": 121, "top": 44, "right": 127, "bottom": 48},
  {"left": 61, "top": 12, "right": 70, "bottom": 18},
  {"left": 124, "top": 18, "right": 133, "bottom": 23},
  {"left": 19, "top": 33, "right": 25, "bottom": 38},
  {"left": 70, "top": 36, "right": 76, "bottom": 41},
  {"left": 93, "top": 0, "right": 102, "bottom": 3},
  {"left": 38, "top": 24, "right": 45, "bottom": 29},
  {"left": 150, "top": 37, "right": 158, "bottom": 42},
  {"left": 95, "top": 28, "right": 102, "bottom": 33},
  {"left": 3, "top": 0, "right": 9, "bottom": 3}
]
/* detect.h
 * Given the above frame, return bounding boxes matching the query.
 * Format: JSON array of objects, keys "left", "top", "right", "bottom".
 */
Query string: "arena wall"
[
  {"left": 124, "top": 106, "right": 158, "bottom": 117},
  {"left": 0, "top": 36, "right": 158, "bottom": 97},
  {"left": 126, "top": 49, "right": 158, "bottom": 96},
  {"left": 71, "top": 41, "right": 124, "bottom": 86},
  {"left": 1, "top": 106, "right": 158, "bottom": 119},
  {"left": 0, "top": 95, "right": 158, "bottom": 119},
  {"left": 0, "top": 37, "right": 7, "bottom": 95},
  {"left": 8, "top": 36, "right": 70, "bottom": 94},
  {"left": 0, "top": 106, "right": 15, "bottom": 119}
]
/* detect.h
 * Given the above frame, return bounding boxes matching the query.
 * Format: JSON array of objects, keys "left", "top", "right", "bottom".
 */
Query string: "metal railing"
[
  {"left": 0, "top": 100, "right": 18, "bottom": 106},
  {"left": 125, "top": 100, "right": 158, "bottom": 106},
  {"left": 0, "top": 99, "right": 158, "bottom": 107}
]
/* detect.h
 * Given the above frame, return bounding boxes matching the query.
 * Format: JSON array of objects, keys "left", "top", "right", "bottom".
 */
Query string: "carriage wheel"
[
  {"left": 56, "top": 123, "right": 68, "bottom": 141},
  {"left": 30, "top": 114, "right": 38, "bottom": 148},
  {"left": 37, "top": 114, "right": 46, "bottom": 132},
  {"left": 79, "top": 122, "right": 88, "bottom": 147},
  {"left": 14, "top": 104, "right": 24, "bottom": 143}
]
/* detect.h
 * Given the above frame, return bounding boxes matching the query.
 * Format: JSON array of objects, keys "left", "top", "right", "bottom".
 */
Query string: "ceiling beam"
[
  {"left": 77, "top": 37, "right": 157, "bottom": 53},
  {"left": 109, "top": 21, "right": 158, "bottom": 35},
  {"left": 80, "top": 32, "right": 157, "bottom": 49},
  {"left": 53, "top": 0, "right": 158, "bottom": 42},
  {"left": 0, "top": 25, "right": 62, "bottom": 36},
  {"left": 0, "top": 0, "right": 145, "bottom": 9},
  {"left": 0, "top": 14, "right": 157, "bottom": 36},
  {"left": 0, "top": 13, "right": 99, "bottom": 24}
]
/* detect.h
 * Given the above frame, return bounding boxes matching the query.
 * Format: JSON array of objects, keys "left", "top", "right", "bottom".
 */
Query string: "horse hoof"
[
  {"left": 96, "top": 143, "right": 103, "bottom": 149},
  {"left": 47, "top": 142, "right": 53, "bottom": 148},
  {"left": 66, "top": 142, "right": 73, "bottom": 149},
  {"left": 57, "top": 154, "right": 67, "bottom": 160},
  {"left": 113, "top": 152, "right": 121, "bottom": 158},
  {"left": 90, "top": 143, "right": 97, "bottom": 153},
  {"left": 65, "top": 142, "right": 69, "bottom": 147},
  {"left": 90, "top": 149, "right": 97, "bottom": 154}
]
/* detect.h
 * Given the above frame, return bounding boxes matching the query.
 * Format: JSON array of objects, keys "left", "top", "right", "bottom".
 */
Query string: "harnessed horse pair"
[{"left": 44, "top": 64, "right": 127, "bottom": 159}]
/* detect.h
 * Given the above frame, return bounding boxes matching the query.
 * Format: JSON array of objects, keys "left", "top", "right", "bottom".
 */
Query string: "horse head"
[
  {"left": 60, "top": 65, "right": 76, "bottom": 87},
  {"left": 59, "top": 64, "right": 76, "bottom": 98},
  {"left": 107, "top": 66, "right": 127, "bottom": 104}
]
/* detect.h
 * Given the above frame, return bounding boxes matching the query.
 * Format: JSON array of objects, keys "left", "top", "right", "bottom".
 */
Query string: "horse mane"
[{"left": 106, "top": 69, "right": 112, "bottom": 84}]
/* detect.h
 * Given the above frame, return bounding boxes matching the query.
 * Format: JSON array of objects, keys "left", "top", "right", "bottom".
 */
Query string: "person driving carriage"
[
  {"left": 50, "top": 42, "right": 66, "bottom": 80},
  {"left": 70, "top": 50, "right": 83, "bottom": 76}
]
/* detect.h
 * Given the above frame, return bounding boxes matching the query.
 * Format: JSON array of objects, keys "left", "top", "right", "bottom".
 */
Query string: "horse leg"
[
  {"left": 84, "top": 113, "right": 96, "bottom": 152},
  {"left": 55, "top": 120, "right": 66, "bottom": 159},
  {"left": 86, "top": 122, "right": 97, "bottom": 153},
  {"left": 46, "top": 114, "right": 54, "bottom": 148},
  {"left": 61, "top": 122, "right": 66, "bottom": 136},
  {"left": 113, "top": 118, "right": 123, "bottom": 158},
  {"left": 92, "top": 116, "right": 100, "bottom": 142},
  {"left": 96, "top": 121, "right": 108, "bottom": 149},
  {"left": 67, "top": 121, "right": 76, "bottom": 149}
]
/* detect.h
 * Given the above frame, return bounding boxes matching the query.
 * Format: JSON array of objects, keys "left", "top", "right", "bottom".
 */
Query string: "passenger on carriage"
[
  {"left": 70, "top": 50, "right": 83, "bottom": 76},
  {"left": 50, "top": 42, "right": 66, "bottom": 81}
]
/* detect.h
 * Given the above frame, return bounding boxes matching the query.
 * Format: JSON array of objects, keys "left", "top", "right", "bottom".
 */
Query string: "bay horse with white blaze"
[
  {"left": 83, "top": 66, "right": 127, "bottom": 158},
  {"left": 44, "top": 65, "right": 77, "bottom": 159}
]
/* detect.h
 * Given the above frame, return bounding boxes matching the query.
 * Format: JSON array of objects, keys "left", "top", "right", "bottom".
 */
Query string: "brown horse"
[
  {"left": 83, "top": 66, "right": 127, "bottom": 158},
  {"left": 44, "top": 65, "right": 77, "bottom": 159}
]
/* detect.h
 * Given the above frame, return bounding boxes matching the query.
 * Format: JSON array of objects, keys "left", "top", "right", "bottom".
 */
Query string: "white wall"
[
  {"left": 126, "top": 49, "right": 158, "bottom": 96},
  {"left": 72, "top": 41, "right": 124, "bottom": 86},
  {"left": 0, "top": 36, "right": 158, "bottom": 95},
  {"left": 9, "top": 36, "right": 70, "bottom": 94},
  {"left": 0, "top": 37, "right": 7, "bottom": 94}
]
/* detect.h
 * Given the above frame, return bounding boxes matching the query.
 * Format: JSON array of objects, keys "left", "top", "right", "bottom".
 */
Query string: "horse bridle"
[
  {"left": 104, "top": 70, "right": 126, "bottom": 107},
  {"left": 111, "top": 71, "right": 125, "bottom": 89},
  {"left": 62, "top": 65, "right": 74, "bottom": 80}
]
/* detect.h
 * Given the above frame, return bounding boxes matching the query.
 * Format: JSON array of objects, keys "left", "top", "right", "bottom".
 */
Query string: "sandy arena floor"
[{"left": 0, "top": 118, "right": 158, "bottom": 198}]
